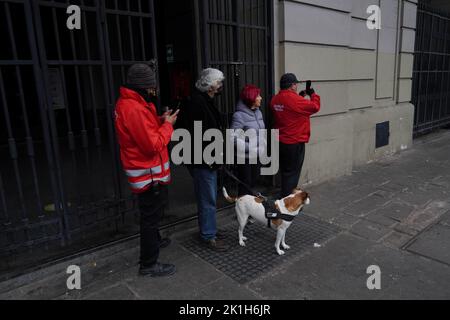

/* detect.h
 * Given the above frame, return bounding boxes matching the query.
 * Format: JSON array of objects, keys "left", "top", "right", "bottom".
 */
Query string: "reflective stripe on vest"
[
  {"left": 125, "top": 161, "right": 170, "bottom": 178},
  {"left": 129, "top": 174, "right": 171, "bottom": 190}
]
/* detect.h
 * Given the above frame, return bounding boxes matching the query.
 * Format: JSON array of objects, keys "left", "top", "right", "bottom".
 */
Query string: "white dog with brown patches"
[{"left": 223, "top": 188, "right": 310, "bottom": 256}]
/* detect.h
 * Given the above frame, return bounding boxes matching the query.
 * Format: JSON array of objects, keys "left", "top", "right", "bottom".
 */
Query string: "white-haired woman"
[{"left": 184, "top": 68, "right": 230, "bottom": 252}]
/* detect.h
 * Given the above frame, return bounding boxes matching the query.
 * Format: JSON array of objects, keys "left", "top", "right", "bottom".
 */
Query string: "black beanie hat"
[{"left": 127, "top": 64, "right": 157, "bottom": 89}]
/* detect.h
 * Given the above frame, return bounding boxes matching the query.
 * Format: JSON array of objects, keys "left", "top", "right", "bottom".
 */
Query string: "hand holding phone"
[
  {"left": 165, "top": 109, "right": 180, "bottom": 125},
  {"left": 306, "top": 80, "right": 315, "bottom": 96}
]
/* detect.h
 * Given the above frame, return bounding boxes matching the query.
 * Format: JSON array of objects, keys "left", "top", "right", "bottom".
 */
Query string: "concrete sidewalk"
[{"left": 1, "top": 130, "right": 449, "bottom": 300}]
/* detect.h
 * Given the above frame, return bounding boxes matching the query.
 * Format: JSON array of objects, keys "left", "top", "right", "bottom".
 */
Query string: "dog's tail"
[{"left": 222, "top": 187, "right": 237, "bottom": 203}]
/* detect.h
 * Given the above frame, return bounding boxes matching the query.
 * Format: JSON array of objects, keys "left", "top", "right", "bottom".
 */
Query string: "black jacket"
[{"left": 181, "top": 89, "right": 227, "bottom": 170}]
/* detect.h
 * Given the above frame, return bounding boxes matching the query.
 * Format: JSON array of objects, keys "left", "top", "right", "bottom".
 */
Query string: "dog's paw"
[
  {"left": 242, "top": 236, "right": 248, "bottom": 241},
  {"left": 276, "top": 249, "right": 285, "bottom": 256},
  {"left": 282, "top": 244, "right": 291, "bottom": 250},
  {"left": 239, "top": 241, "right": 246, "bottom": 247}
]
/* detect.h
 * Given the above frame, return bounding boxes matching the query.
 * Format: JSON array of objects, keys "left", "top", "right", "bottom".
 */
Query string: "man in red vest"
[
  {"left": 270, "top": 73, "right": 321, "bottom": 198},
  {"left": 115, "top": 64, "right": 179, "bottom": 277}
]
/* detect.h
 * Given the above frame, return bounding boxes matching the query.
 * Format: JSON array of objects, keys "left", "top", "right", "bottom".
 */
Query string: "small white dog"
[{"left": 223, "top": 187, "right": 310, "bottom": 256}]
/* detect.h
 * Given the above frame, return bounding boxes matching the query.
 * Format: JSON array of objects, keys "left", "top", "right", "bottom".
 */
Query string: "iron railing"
[
  {"left": 0, "top": 0, "right": 157, "bottom": 278},
  {"left": 412, "top": 2, "right": 450, "bottom": 136}
]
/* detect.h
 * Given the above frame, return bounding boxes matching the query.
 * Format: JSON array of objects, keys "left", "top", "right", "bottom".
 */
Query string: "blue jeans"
[{"left": 188, "top": 167, "right": 217, "bottom": 241}]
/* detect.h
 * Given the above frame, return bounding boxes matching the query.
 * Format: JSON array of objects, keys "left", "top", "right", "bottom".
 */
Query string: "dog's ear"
[{"left": 283, "top": 197, "right": 299, "bottom": 212}]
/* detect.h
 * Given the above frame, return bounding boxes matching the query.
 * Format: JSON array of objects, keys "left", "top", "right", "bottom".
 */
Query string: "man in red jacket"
[
  {"left": 115, "top": 64, "right": 179, "bottom": 277},
  {"left": 270, "top": 73, "right": 321, "bottom": 198}
]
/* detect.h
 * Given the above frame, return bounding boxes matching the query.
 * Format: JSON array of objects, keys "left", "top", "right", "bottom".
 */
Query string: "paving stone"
[
  {"left": 380, "top": 231, "right": 414, "bottom": 249},
  {"left": 350, "top": 220, "right": 392, "bottom": 242},
  {"left": 439, "top": 211, "right": 450, "bottom": 227},
  {"left": 406, "top": 224, "right": 450, "bottom": 265},
  {"left": 197, "top": 277, "right": 260, "bottom": 300},
  {"left": 376, "top": 201, "right": 415, "bottom": 223},
  {"left": 342, "top": 192, "right": 392, "bottom": 217},
  {"left": 329, "top": 213, "right": 361, "bottom": 229},
  {"left": 83, "top": 284, "right": 137, "bottom": 300},
  {"left": 365, "top": 211, "right": 398, "bottom": 227}
]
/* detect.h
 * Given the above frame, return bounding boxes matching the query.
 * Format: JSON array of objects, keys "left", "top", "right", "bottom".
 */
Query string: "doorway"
[{"left": 153, "top": 0, "right": 200, "bottom": 223}]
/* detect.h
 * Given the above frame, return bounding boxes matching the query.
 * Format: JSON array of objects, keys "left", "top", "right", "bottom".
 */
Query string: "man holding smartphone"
[
  {"left": 270, "top": 73, "right": 321, "bottom": 198},
  {"left": 115, "top": 64, "right": 179, "bottom": 277}
]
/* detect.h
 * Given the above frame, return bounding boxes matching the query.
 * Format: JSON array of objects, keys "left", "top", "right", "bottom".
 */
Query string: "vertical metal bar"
[
  {"left": 138, "top": 0, "right": 146, "bottom": 61},
  {"left": 149, "top": 0, "right": 160, "bottom": 101},
  {"left": 50, "top": 8, "right": 73, "bottom": 132},
  {"left": 0, "top": 173, "right": 9, "bottom": 223},
  {"left": 67, "top": 11, "right": 91, "bottom": 207},
  {"left": 423, "top": 13, "right": 434, "bottom": 126},
  {"left": 81, "top": 12, "right": 102, "bottom": 147},
  {"left": 0, "top": 69, "right": 28, "bottom": 223},
  {"left": 97, "top": 0, "right": 123, "bottom": 200},
  {"left": 415, "top": 7, "right": 425, "bottom": 129},
  {"left": 68, "top": 19, "right": 90, "bottom": 155},
  {"left": 50, "top": 5, "right": 79, "bottom": 220},
  {"left": 29, "top": 0, "right": 72, "bottom": 242},
  {"left": 114, "top": 0, "right": 126, "bottom": 83},
  {"left": 4, "top": 1, "right": 44, "bottom": 219},
  {"left": 438, "top": 16, "right": 447, "bottom": 121},
  {"left": 20, "top": 0, "right": 67, "bottom": 247},
  {"left": 126, "top": 0, "right": 135, "bottom": 61},
  {"left": 202, "top": 0, "right": 211, "bottom": 66}
]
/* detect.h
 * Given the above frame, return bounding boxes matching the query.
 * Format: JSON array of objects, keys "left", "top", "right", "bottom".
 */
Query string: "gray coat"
[{"left": 230, "top": 100, "right": 267, "bottom": 159}]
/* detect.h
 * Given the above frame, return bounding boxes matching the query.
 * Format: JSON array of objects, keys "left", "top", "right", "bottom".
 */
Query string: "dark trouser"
[
  {"left": 236, "top": 163, "right": 260, "bottom": 196},
  {"left": 137, "top": 184, "right": 168, "bottom": 267},
  {"left": 279, "top": 142, "right": 305, "bottom": 198}
]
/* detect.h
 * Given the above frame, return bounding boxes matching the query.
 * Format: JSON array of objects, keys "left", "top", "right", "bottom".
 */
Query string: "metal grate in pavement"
[{"left": 182, "top": 214, "right": 341, "bottom": 284}]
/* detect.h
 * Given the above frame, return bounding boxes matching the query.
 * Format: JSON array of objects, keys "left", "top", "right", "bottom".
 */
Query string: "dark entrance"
[
  {"left": 412, "top": 2, "right": 450, "bottom": 136},
  {"left": 0, "top": 0, "right": 273, "bottom": 278}
]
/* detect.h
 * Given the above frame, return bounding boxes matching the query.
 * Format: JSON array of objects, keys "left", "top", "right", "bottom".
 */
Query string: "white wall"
[{"left": 275, "top": 0, "right": 418, "bottom": 185}]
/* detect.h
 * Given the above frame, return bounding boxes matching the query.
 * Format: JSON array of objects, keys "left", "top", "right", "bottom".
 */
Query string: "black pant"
[
  {"left": 279, "top": 142, "right": 305, "bottom": 198},
  {"left": 137, "top": 184, "right": 168, "bottom": 267},
  {"left": 236, "top": 163, "right": 260, "bottom": 196}
]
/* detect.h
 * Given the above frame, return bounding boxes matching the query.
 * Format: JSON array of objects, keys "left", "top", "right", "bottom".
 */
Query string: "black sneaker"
[
  {"left": 139, "top": 263, "right": 176, "bottom": 277},
  {"left": 159, "top": 238, "right": 171, "bottom": 249}
]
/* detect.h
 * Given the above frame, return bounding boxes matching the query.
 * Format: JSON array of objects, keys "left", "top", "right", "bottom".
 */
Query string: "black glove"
[{"left": 299, "top": 90, "right": 306, "bottom": 97}]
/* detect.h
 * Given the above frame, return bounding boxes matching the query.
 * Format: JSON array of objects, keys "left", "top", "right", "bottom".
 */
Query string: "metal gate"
[
  {"left": 412, "top": 2, "right": 450, "bottom": 135},
  {"left": 200, "top": 0, "right": 274, "bottom": 190},
  {"left": 0, "top": 0, "right": 157, "bottom": 277},
  {"left": 200, "top": 0, "right": 273, "bottom": 119}
]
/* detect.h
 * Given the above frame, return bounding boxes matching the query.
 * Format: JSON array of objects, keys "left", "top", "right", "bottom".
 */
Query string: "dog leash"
[{"left": 221, "top": 166, "right": 268, "bottom": 202}]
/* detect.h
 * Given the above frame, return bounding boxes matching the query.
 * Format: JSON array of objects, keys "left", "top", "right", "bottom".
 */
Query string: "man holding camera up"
[{"left": 270, "top": 73, "right": 321, "bottom": 198}]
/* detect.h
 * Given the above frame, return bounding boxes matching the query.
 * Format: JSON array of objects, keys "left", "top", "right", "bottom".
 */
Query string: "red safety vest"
[{"left": 115, "top": 87, "right": 173, "bottom": 193}]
